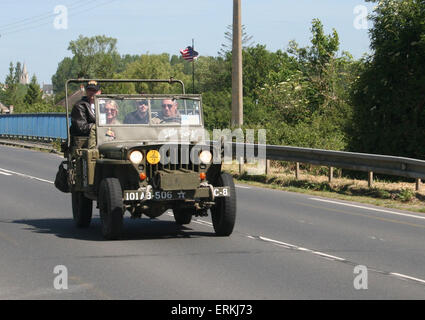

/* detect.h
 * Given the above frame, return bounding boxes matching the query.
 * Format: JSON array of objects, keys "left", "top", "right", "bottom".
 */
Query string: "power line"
[
  {"left": 0, "top": 0, "right": 117, "bottom": 36},
  {"left": 0, "top": 0, "right": 89, "bottom": 31}
]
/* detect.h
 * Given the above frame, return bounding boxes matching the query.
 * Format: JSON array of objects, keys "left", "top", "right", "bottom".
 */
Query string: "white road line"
[
  {"left": 195, "top": 219, "right": 213, "bottom": 226},
  {"left": 390, "top": 273, "right": 425, "bottom": 285},
  {"left": 236, "top": 185, "right": 251, "bottom": 189},
  {"left": 258, "top": 236, "right": 298, "bottom": 250},
  {"left": 0, "top": 167, "right": 53, "bottom": 184},
  {"left": 0, "top": 170, "right": 12, "bottom": 176},
  {"left": 312, "top": 251, "right": 346, "bottom": 262},
  {"left": 252, "top": 234, "right": 425, "bottom": 287},
  {"left": 309, "top": 197, "right": 425, "bottom": 221}
]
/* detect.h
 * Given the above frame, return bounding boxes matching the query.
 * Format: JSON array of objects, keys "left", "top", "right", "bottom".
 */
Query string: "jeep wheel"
[
  {"left": 72, "top": 191, "right": 92, "bottom": 228},
  {"left": 173, "top": 208, "right": 193, "bottom": 225},
  {"left": 211, "top": 172, "right": 236, "bottom": 236},
  {"left": 99, "top": 178, "right": 124, "bottom": 240}
]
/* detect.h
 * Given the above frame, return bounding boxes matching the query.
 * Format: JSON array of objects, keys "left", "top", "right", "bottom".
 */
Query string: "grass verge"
[{"left": 223, "top": 163, "right": 425, "bottom": 214}]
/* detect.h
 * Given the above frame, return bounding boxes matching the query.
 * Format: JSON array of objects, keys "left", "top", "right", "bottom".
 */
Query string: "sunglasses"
[{"left": 162, "top": 104, "right": 174, "bottom": 109}]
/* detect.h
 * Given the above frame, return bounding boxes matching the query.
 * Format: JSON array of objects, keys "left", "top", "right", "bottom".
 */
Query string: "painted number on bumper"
[{"left": 213, "top": 187, "right": 230, "bottom": 197}]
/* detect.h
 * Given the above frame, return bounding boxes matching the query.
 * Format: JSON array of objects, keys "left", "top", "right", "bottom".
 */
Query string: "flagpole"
[{"left": 192, "top": 38, "right": 195, "bottom": 94}]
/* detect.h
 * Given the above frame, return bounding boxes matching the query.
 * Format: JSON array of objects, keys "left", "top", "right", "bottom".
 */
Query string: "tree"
[
  {"left": 24, "top": 75, "right": 42, "bottom": 105},
  {"left": 5, "top": 62, "right": 14, "bottom": 86},
  {"left": 67, "top": 35, "right": 119, "bottom": 78},
  {"left": 3, "top": 62, "right": 27, "bottom": 107},
  {"left": 52, "top": 57, "right": 79, "bottom": 94},
  {"left": 14, "top": 62, "right": 22, "bottom": 84},
  {"left": 256, "top": 19, "right": 359, "bottom": 150},
  {"left": 242, "top": 45, "right": 289, "bottom": 100},
  {"left": 351, "top": 0, "right": 425, "bottom": 158},
  {"left": 122, "top": 54, "right": 190, "bottom": 94},
  {"left": 52, "top": 36, "right": 140, "bottom": 96},
  {"left": 219, "top": 24, "right": 255, "bottom": 57}
]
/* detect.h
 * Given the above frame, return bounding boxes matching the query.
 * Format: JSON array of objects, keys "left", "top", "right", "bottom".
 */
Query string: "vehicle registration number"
[{"left": 123, "top": 187, "right": 230, "bottom": 201}]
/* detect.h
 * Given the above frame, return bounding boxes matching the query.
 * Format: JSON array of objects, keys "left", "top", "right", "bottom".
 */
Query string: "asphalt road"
[{"left": 0, "top": 145, "right": 425, "bottom": 299}]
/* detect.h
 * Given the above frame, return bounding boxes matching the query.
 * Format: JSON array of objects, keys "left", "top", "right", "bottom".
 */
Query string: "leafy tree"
[
  {"left": 67, "top": 35, "right": 118, "bottom": 78},
  {"left": 195, "top": 56, "right": 230, "bottom": 93},
  {"left": 257, "top": 19, "right": 359, "bottom": 150},
  {"left": 24, "top": 75, "right": 42, "bottom": 105},
  {"left": 52, "top": 36, "right": 140, "bottom": 97},
  {"left": 122, "top": 54, "right": 190, "bottom": 94},
  {"left": 52, "top": 57, "right": 79, "bottom": 96},
  {"left": 14, "top": 62, "right": 22, "bottom": 84},
  {"left": 351, "top": 0, "right": 425, "bottom": 158},
  {"left": 2, "top": 62, "right": 28, "bottom": 107},
  {"left": 202, "top": 90, "right": 232, "bottom": 130},
  {"left": 242, "top": 45, "right": 290, "bottom": 100}
]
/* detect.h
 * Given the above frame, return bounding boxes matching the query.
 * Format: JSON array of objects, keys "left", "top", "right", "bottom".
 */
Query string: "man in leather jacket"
[{"left": 70, "top": 81, "right": 101, "bottom": 148}]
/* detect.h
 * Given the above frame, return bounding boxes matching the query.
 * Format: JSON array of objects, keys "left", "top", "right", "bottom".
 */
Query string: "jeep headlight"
[
  {"left": 129, "top": 150, "right": 144, "bottom": 165},
  {"left": 199, "top": 150, "right": 212, "bottom": 164}
]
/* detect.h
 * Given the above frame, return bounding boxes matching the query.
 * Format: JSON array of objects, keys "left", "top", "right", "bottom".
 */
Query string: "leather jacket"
[{"left": 70, "top": 97, "right": 96, "bottom": 136}]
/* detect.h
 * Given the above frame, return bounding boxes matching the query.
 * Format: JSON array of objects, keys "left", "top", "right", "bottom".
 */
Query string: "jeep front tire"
[{"left": 99, "top": 178, "right": 124, "bottom": 240}]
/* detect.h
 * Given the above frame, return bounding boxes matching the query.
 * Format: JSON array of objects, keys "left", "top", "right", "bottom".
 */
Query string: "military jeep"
[{"left": 64, "top": 79, "right": 236, "bottom": 239}]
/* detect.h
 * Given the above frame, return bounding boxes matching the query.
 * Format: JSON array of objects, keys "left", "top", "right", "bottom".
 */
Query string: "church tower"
[{"left": 19, "top": 63, "right": 29, "bottom": 85}]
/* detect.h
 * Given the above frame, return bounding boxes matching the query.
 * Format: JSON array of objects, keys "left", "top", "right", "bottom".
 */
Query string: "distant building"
[
  {"left": 42, "top": 83, "right": 54, "bottom": 99},
  {"left": 0, "top": 102, "right": 13, "bottom": 114},
  {"left": 56, "top": 84, "right": 86, "bottom": 108},
  {"left": 19, "top": 63, "right": 29, "bottom": 85}
]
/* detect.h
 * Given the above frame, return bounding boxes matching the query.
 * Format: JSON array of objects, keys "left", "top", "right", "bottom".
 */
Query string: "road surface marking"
[
  {"left": 311, "top": 251, "right": 346, "bottom": 262},
  {"left": 309, "top": 197, "right": 425, "bottom": 221},
  {"left": 195, "top": 219, "right": 213, "bottom": 226},
  {"left": 297, "top": 201, "right": 425, "bottom": 229},
  {"left": 0, "top": 170, "right": 12, "bottom": 176},
  {"left": 390, "top": 273, "right": 425, "bottom": 285},
  {"left": 258, "top": 236, "right": 297, "bottom": 250},
  {"left": 0, "top": 167, "right": 53, "bottom": 184},
  {"left": 236, "top": 185, "right": 251, "bottom": 189},
  {"left": 250, "top": 234, "right": 425, "bottom": 287}
]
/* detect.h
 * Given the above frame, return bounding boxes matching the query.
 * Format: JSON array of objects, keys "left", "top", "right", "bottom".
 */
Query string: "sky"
[{"left": 0, "top": 0, "right": 376, "bottom": 85}]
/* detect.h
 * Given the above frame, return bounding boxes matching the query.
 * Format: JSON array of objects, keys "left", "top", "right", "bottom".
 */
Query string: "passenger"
[
  {"left": 70, "top": 80, "right": 101, "bottom": 148},
  {"left": 104, "top": 100, "right": 120, "bottom": 124},
  {"left": 124, "top": 99, "right": 149, "bottom": 124}
]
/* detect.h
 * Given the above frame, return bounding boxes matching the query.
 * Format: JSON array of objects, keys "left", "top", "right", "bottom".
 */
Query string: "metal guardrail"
[
  {"left": 0, "top": 113, "right": 68, "bottom": 140},
  {"left": 230, "top": 142, "right": 425, "bottom": 182}
]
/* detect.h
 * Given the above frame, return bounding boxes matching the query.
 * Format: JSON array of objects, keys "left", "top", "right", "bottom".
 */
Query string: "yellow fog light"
[
  {"left": 147, "top": 150, "right": 160, "bottom": 165},
  {"left": 129, "top": 150, "right": 144, "bottom": 165}
]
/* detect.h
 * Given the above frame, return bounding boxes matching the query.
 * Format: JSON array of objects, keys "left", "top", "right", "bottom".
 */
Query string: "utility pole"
[{"left": 231, "top": 0, "right": 243, "bottom": 127}]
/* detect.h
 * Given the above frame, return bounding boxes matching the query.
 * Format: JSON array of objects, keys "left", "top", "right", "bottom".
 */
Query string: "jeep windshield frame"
[{"left": 65, "top": 78, "right": 186, "bottom": 148}]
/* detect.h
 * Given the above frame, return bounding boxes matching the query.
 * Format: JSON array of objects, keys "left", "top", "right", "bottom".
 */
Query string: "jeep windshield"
[
  {"left": 97, "top": 96, "right": 202, "bottom": 127},
  {"left": 95, "top": 95, "right": 206, "bottom": 145}
]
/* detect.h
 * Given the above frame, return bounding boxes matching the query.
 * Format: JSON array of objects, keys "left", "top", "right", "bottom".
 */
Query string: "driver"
[{"left": 152, "top": 98, "right": 181, "bottom": 124}]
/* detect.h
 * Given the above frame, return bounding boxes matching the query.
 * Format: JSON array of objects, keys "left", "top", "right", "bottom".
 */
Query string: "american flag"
[{"left": 180, "top": 46, "right": 199, "bottom": 62}]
